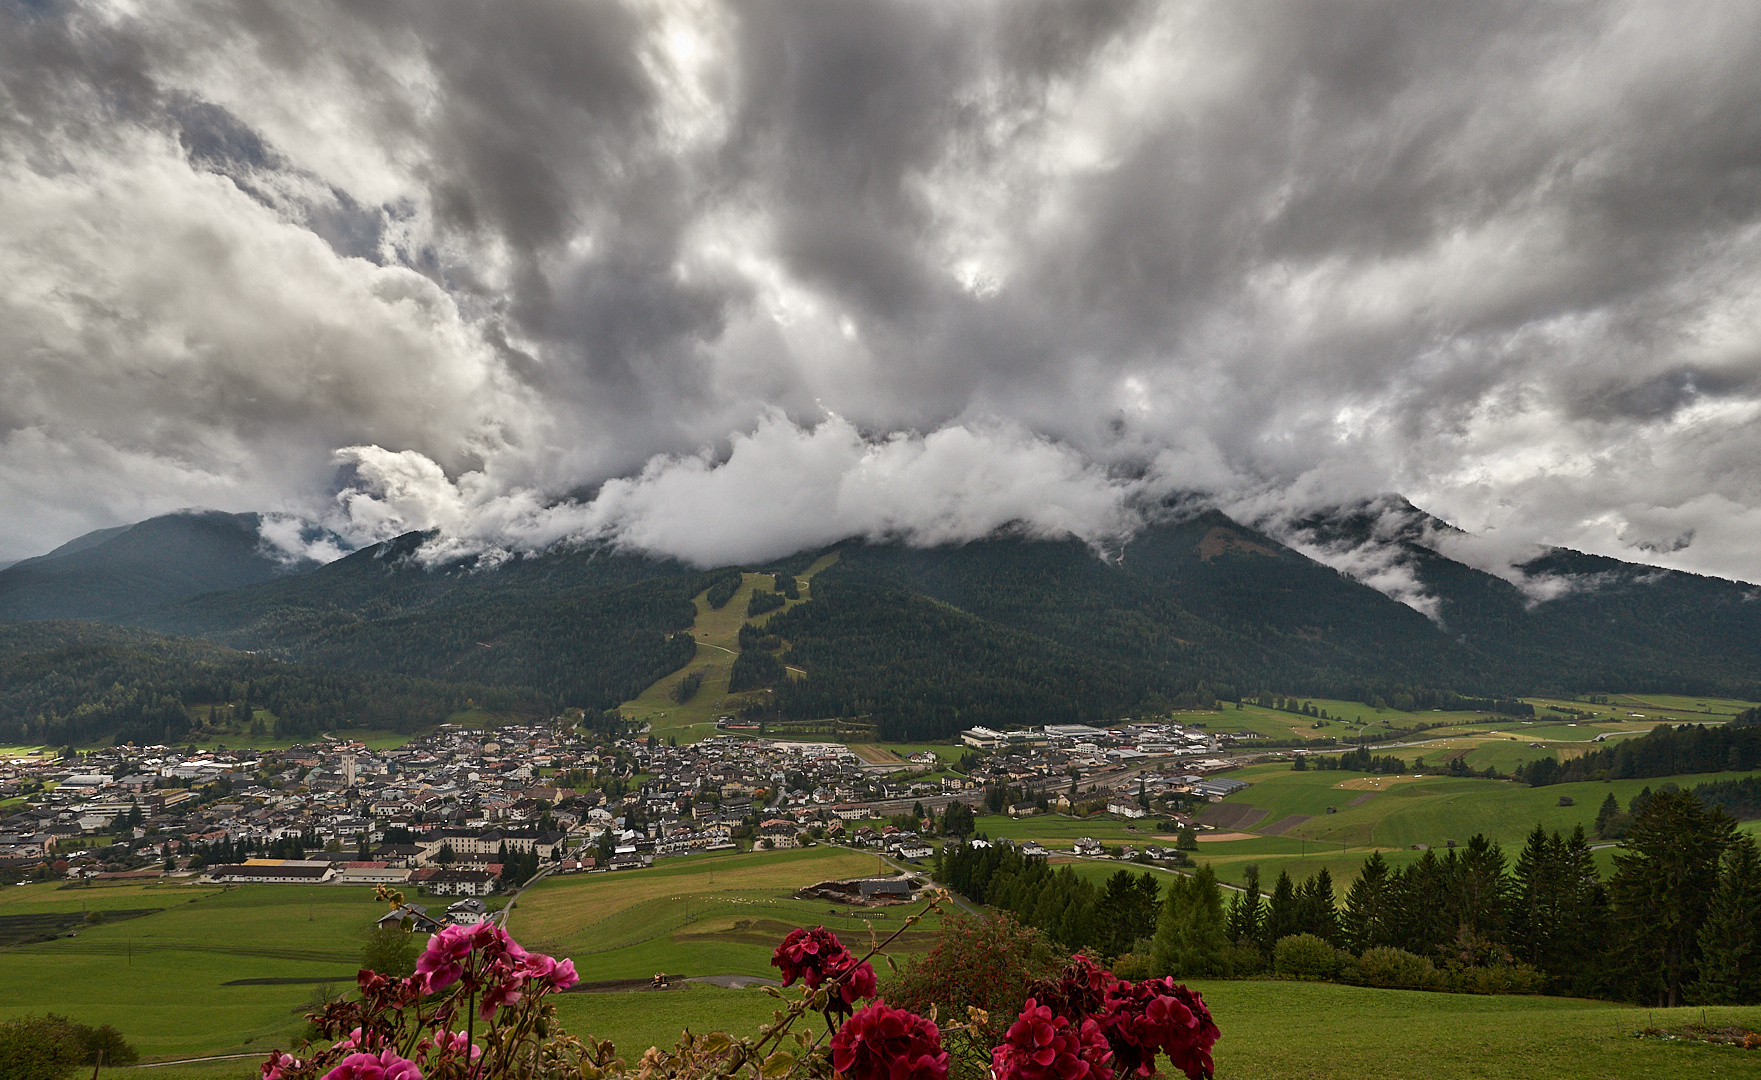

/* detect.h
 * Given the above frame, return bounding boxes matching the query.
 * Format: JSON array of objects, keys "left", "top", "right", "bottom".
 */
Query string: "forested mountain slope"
[
  {"left": 0, "top": 511, "right": 313, "bottom": 621},
  {"left": 1295, "top": 500, "right": 1761, "bottom": 696},
  {"left": 6, "top": 501, "right": 1757, "bottom": 744},
  {"left": 0, "top": 621, "right": 544, "bottom": 747},
  {"left": 128, "top": 534, "right": 723, "bottom": 712}
]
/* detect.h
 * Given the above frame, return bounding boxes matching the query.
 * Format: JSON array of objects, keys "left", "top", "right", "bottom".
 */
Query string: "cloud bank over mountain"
[{"left": 4, "top": 1, "right": 1761, "bottom": 581}]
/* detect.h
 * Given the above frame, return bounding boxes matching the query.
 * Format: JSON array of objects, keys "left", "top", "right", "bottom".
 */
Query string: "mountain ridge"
[{"left": 3, "top": 500, "right": 1757, "bottom": 741}]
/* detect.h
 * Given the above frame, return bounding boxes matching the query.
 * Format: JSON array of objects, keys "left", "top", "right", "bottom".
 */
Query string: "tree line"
[
  {"left": 936, "top": 842, "right": 1165, "bottom": 959},
  {"left": 943, "top": 790, "right": 1761, "bottom": 1007},
  {"left": 1514, "top": 720, "right": 1761, "bottom": 786}
]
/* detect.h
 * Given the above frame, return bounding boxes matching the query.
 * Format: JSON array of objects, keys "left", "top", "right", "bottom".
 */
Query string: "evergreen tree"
[
  {"left": 1226, "top": 866, "right": 1262, "bottom": 945},
  {"left": 1594, "top": 792, "right": 1620, "bottom": 835},
  {"left": 1152, "top": 864, "right": 1231, "bottom": 976},
  {"left": 1295, "top": 869, "right": 1339, "bottom": 944},
  {"left": 1447, "top": 835, "right": 1511, "bottom": 946},
  {"left": 1341, "top": 852, "right": 1392, "bottom": 952},
  {"left": 1261, "top": 870, "right": 1299, "bottom": 950},
  {"left": 1094, "top": 870, "right": 1148, "bottom": 957},
  {"left": 1607, "top": 789, "right": 1735, "bottom": 1006},
  {"left": 1690, "top": 831, "right": 1761, "bottom": 1005}
]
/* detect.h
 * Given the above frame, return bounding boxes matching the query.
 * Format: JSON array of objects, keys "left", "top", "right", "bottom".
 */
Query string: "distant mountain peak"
[{"left": 0, "top": 510, "right": 338, "bottom": 621}]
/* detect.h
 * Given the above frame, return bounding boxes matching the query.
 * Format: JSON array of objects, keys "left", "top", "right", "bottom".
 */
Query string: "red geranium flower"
[
  {"left": 1097, "top": 978, "right": 1219, "bottom": 1080},
  {"left": 1025, "top": 955, "right": 1116, "bottom": 1022},
  {"left": 831, "top": 1000, "right": 948, "bottom": 1080},
  {"left": 772, "top": 926, "right": 878, "bottom": 1017},
  {"left": 991, "top": 998, "right": 1114, "bottom": 1080}
]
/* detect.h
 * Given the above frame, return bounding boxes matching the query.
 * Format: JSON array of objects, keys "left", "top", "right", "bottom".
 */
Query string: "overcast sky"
[{"left": 4, "top": 1, "right": 1761, "bottom": 585}]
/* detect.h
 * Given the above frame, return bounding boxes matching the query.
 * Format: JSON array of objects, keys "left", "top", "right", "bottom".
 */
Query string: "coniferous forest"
[
  {"left": 6, "top": 508, "right": 1761, "bottom": 742},
  {"left": 939, "top": 788, "right": 1761, "bottom": 1007}
]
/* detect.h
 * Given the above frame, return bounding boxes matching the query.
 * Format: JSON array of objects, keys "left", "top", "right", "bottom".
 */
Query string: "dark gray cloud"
[{"left": 3, "top": 0, "right": 1761, "bottom": 584}]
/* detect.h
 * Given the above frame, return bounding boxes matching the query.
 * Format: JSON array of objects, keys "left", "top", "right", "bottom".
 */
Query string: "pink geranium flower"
[
  {"left": 261, "top": 1050, "right": 303, "bottom": 1080},
  {"left": 321, "top": 1048, "right": 423, "bottom": 1080},
  {"left": 415, "top": 925, "right": 475, "bottom": 993}
]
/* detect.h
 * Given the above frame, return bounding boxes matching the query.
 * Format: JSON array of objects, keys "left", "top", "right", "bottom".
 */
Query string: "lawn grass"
[
  {"left": 875, "top": 742, "right": 967, "bottom": 765},
  {"left": 143, "top": 728, "right": 417, "bottom": 752},
  {"left": 0, "top": 848, "right": 924, "bottom": 1065},
  {"left": 1211, "top": 764, "right": 1761, "bottom": 850},
  {"left": 1191, "top": 980, "right": 1761, "bottom": 1080},
  {"left": 622, "top": 555, "right": 839, "bottom": 744}
]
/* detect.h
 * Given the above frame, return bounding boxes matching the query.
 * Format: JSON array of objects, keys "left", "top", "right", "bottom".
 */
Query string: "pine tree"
[
  {"left": 1511, "top": 824, "right": 1561, "bottom": 967},
  {"left": 1152, "top": 864, "right": 1232, "bottom": 976},
  {"left": 1690, "top": 831, "right": 1761, "bottom": 1005},
  {"left": 1261, "top": 870, "right": 1299, "bottom": 950},
  {"left": 1226, "top": 866, "right": 1263, "bottom": 945},
  {"left": 1607, "top": 789, "right": 1735, "bottom": 1006},
  {"left": 1295, "top": 869, "right": 1339, "bottom": 944},
  {"left": 1341, "top": 852, "right": 1391, "bottom": 952}
]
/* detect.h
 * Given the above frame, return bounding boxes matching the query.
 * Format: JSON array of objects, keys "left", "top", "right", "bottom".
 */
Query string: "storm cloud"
[{"left": 4, "top": 1, "right": 1761, "bottom": 582}]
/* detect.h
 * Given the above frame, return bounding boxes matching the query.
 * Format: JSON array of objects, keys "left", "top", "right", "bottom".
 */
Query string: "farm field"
[
  {"left": 169, "top": 727, "right": 418, "bottom": 753},
  {"left": 970, "top": 811, "right": 1171, "bottom": 848},
  {"left": 621, "top": 555, "right": 838, "bottom": 744},
  {"left": 507, "top": 845, "right": 940, "bottom": 982},
  {"left": 1523, "top": 692, "right": 1756, "bottom": 723},
  {"left": 0, "top": 846, "right": 899, "bottom": 1064},
  {"left": 1193, "top": 980, "right": 1761, "bottom": 1080},
  {"left": 0, "top": 881, "right": 378, "bottom": 1061},
  {"left": 872, "top": 742, "right": 967, "bottom": 765},
  {"left": 1181, "top": 762, "right": 1761, "bottom": 890}
]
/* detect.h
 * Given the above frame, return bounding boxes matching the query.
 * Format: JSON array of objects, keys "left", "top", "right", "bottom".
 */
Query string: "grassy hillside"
[
  {"left": 0, "top": 881, "right": 374, "bottom": 1060},
  {"left": 620, "top": 556, "right": 837, "bottom": 743},
  {"left": 1185, "top": 762, "right": 1761, "bottom": 890},
  {"left": 506, "top": 845, "right": 940, "bottom": 981},
  {"left": 0, "top": 847, "right": 921, "bottom": 1064}
]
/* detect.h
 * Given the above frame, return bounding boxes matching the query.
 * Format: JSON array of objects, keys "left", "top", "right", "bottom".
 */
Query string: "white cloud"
[{"left": 328, "top": 412, "right": 1142, "bottom": 567}]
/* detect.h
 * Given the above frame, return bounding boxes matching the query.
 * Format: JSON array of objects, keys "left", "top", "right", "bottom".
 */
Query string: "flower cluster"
[
  {"left": 830, "top": 1000, "right": 950, "bottom": 1080},
  {"left": 990, "top": 998, "right": 1114, "bottom": 1080},
  {"left": 415, "top": 921, "right": 578, "bottom": 1019},
  {"left": 770, "top": 926, "right": 878, "bottom": 1018},
  {"left": 259, "top": 898, "right": 582, "bottom": 1080},
  {"left": 1023, "top": 954, "right": 1115, "bottom": 1022},
  {"left": 1096, "top": 976, "right": 1219, "bottom": 1080},
  {"left": 320, "top": 1048, "right": 424, "bottom": 1080},
  {"left": 256, "top": 896, "right": 1218, "bottom": 1080}
]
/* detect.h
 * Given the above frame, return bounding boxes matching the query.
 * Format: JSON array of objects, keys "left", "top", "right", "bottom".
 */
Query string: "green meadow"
[
  {"left": 0, "top": 881, "right": 374, "bottom": 1061},
  {"left": 84, "top": 973, "right": 1761, "bottom": 1080},
  {"left": 1177, "top": 762, "right": 1761, "bottom": 890},
  {"left": 0, "top": 846, "right": 895, "bottom": 1065},
  {"left": 971, "top": 812, "right": 1172, "bottom": 848},
  {"left": 506, "top": 845, "right": 942, "bottom": 981},
  {"left": 4, "top": 844, "right": 1760, "bottom": 1080}
]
